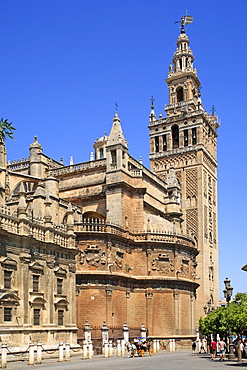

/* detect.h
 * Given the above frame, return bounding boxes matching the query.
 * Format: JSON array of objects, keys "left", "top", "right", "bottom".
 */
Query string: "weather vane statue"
[{"left": 174, "top": 13, "right": 193, "bottom": 34}]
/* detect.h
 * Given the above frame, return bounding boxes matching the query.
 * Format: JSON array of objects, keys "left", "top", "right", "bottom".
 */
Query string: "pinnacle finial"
[{"left": 150, "top": 96, "right": 155, "bottom": 110}]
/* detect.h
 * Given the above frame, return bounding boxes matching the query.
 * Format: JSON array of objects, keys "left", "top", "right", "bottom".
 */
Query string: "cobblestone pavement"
[{"left": 5, "top": 351, "right": 247, "bottom": 370}]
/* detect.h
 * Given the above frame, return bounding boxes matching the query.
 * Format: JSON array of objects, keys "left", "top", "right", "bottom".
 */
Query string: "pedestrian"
[
  {"left": 199, "top": 339, "right": 206, "bottom": 353},
  {"left": 192, "top": 340, "right": 196, "bottom": 355},
  {"left": 244, "top": 340, "right": 247, "bottom": 358},
  {"left": 211, "top": 339, "right": 217, "bottom": 360},
  {"left": 218, "top": 338, "right": 226, "bottom": 361}
]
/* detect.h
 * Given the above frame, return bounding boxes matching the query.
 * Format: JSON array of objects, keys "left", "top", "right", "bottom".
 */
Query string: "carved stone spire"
[
  {"left": 66, "top": 202, "right": 74, "bottom": 235},
  {"left": 17, "top": 182, "right": 28, "bottom": 219},
  {"left": 108, "top": 112, "right": 128, "bottom": 148},
  {"left": 0, "top": 138, "right": 6, "bottom": 168},
  {"left": 149, "top": 96, "right": 156, "bottom": 123},
  {"left": 44, "top": 193, "right": 52, "bottom": 225}
]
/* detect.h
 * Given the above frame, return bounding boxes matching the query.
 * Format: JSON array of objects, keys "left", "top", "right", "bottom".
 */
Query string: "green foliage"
[
  {"left": 199, "top": 306, "right": 228, "bottom": 337},
  {"left": 199, "top": 293, "right": 247, "bottom": 338},
  {"left": 228, "top": 293, "right": 247, "bottom": 335},
  {"left": 0, "top": 118, "right": 16, "bottom": 141}
]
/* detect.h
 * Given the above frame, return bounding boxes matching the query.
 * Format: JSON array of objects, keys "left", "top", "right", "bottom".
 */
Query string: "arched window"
[
  {"left": 155, "top": 137, "right": 159, "bottom": 152},
  {"left": 184, "top": 129, "right": 188, "bottom": 147},
  {"left": 172, "top": 125, "right": 179, "bottom": 149},
  {"left": 177, "top": 87, "right": 184, "bottom": 102},
  {"left": 162, "top": 135, "right": 167, "bottom": 151}
]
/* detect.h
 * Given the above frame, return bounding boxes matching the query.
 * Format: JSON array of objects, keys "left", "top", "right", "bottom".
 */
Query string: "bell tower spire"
[{"left": 149, "top": 17, "right": 219, "bottom": 320}]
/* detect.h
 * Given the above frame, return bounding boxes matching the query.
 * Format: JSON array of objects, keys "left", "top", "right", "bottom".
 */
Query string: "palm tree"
[{"left": 0, "top": 118, "right": 16, "bottom": 141}]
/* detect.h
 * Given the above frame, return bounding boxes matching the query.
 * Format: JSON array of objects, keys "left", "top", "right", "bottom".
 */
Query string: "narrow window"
[
  {"left": 4, "top": 271, "right": 11, "bottom": 289},
  {"left": 184, "top": 129, "right": 188, "bottom": 147},
  {"left": 57, "top": 278, "right": 63, "bottom": 295},
  {"left": 179, "top": 59, "right": 182, "bottom": 71},
  {"left": 177, "top": 87, "right": 184, "bottom": 102},
  {"left": 99, "top": 148, "right": 104, "bottom": 159},
  {"left": 172, "top": 125, "right": 179, "bottom": 149},
  {"left": 111, "top": 150, "right": 116, "bottom": 166},
  {"left": 33, "top": 275, "right": 39, "bottom": 292},
  {"left": 58, "top": 310, "right": 64, "bottom": 326},
  {"left": 192, "top": 127, "right": 197, "bottom": 145},
  {"left": 162, "top": 135, "right": 167, "bottom": 151},
  {"left": 155, "top": 137, "right": 159, "bottom": 153},
  {"left": 4, "top": 307, "right": 12, "bottom": 322},
  {"left": 34, "top": 309, "right": 40, "bottom": 326}
]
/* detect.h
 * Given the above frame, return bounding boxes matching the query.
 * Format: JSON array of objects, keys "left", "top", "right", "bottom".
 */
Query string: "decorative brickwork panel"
[
  {"left": 186, "top": 208, "right": 198, "bottom": 238},
  {"left": 186, "top": 169, "right": 198, "bottom": 198},
  {"left": 154, "top": 152, "right": 196, "bottom": 172},
  {"left": 203, "top": 170, "right": 207, "bottom": 198},
  {"left": 175, "top": 170, "right": 182, "bottom": 185},
  {"left": 203, "top": 153, "right": 215, "bottom": 173},
  {"left": 212, "top": 179, "right": 216, "bottom": 206},
  {"left": 213, "top": 212, "right": 217, "bottom": 245},
  {"left": 204, "top": 205, "right": 208, "bottom": 238}
]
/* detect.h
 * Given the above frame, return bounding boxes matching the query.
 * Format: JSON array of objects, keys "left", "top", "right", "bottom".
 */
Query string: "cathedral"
[{"left": 0, "top": 20, "right": 218, "bottom": 349}]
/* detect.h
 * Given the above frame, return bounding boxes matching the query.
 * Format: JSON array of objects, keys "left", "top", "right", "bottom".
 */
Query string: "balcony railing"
[{"left": 74, "top": 220, "right": 196, "bottom": 249}]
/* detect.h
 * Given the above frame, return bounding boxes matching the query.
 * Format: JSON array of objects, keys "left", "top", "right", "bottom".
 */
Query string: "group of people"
[
  {"left": 210, "top": 339, "right": 226, "bottom": 361},
  {"left": 126, "top": 338, "right": 150, "bottom": 357},
  {"left": 191, "top": 339, "right": 206, "bottom": 355},
  {"left": 193, "top": 338, "right": 247, "bottom": 361}
]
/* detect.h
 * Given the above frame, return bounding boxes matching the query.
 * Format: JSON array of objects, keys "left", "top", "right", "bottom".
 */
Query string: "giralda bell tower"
[{"left": 149, "top": 15, "right": 219, "bottom": 318}]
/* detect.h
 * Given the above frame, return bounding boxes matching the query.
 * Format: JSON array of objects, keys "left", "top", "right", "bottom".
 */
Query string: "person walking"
[
  {"left": 199, "top": 339, "right": 206, "bottom": 353},
  {"left": 192, "top": 340, "right": 196, "bottom": 355},
  {"left": 211, "top": 339, "right": 217, "bottom": 360},
  {"left": 218, "top": 339, "right": 226, "bottom": 361}
]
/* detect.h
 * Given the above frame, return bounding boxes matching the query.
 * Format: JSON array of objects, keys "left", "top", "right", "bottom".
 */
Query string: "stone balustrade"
[
  {"left": 47, "top": 159, "right": 106, "bottom": 177},
  {"left": 0, "top": 211, "right": 74, "bottom": 249},
  {"left": 74, "top": 221, "right": 196, "bottom": 249}
]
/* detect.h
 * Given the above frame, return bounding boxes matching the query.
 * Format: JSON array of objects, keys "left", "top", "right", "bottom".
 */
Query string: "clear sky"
[{"left": 1, "top": 0, "right": 246, "bottom": 299}]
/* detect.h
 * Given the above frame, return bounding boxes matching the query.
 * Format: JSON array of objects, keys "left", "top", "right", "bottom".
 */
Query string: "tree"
[
  {"left": 0, "top": 118, "right": 16, "bottom": 142},
  {"left": 227, "top": 293, "right": 247, "bottom": 362},
  {"left": 199, "top": 293, "right": 247, "bottom": 362},
  {"left": 199, "top": 306, "right": 228, "bottom": 352}
]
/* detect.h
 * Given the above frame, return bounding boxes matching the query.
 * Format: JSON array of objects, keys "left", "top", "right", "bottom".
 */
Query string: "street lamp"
[{"left": 223, "top": 277, "right": 234, "bottom": 360}]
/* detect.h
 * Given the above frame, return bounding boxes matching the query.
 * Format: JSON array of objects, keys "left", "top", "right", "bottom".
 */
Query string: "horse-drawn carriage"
[{"left": 126, "top": 338, "right": 154, "bottom": 357}]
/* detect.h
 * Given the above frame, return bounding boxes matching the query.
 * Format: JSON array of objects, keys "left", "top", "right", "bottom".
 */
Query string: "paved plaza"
[{"left": 5, "top": 352, "right": 247, "bottom": 370}]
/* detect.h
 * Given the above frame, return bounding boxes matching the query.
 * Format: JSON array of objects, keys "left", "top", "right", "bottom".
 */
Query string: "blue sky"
[{"left": 1, "top": 0, "right": 247, "bottom": 298}]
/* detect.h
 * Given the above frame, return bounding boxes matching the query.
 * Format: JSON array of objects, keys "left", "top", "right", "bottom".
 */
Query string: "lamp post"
[{"left": 223, "top": 277, "right": 234, "bottom": 360}]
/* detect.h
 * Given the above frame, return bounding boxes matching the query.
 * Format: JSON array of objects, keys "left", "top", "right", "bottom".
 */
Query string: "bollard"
[
  {"left": 88, "top": 341, "right": 93, "bottom": 359},
  {"left": 156, "top": 340, "right": 160, "bottom": 353},
  {"left": 153, "top": 340, "right": 157, "bottom": 354},
  {"left": 104, "top": 341, "right": 109, "bottom": 358},
  {"left": 117, "top": 340, "right": 121, "bottom": 356},
  {"left": 1, "top": 343, "right": 7, "bottom": 369},
  {"left": 122, "top": 323, "right": 129, "bottom": 344},
  {"left": 29, "top": 343, "right": 35, "bottom": 366},
  {"left": 65, "top": 342, "right": 70, "bottom": 362},
  {"left": 36, "top": 341, "right": 42, "bottom": 364},
  {"left": 83, "top": 340, "right": 88, "bottom": 360},
  {"left": 58, "top": 342, "right": 64, "bottom": 362},
  {"left": 109, "top": 340, "right": 113, "bottom": 357},
  {"left": 121, "top": 339, "right": 125, "bottom": 357}
]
